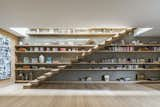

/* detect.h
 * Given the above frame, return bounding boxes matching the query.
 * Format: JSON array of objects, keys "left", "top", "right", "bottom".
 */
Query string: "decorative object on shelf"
[
  {"left": 147, "top": 77, "right": 160, "bottom": 81},
  {"left": 52, "top": 48, "right": 58, "bottom": 51},
  {"left": 116, "top": 77, "right": 131, "bottom": 82},
  {"left": 18, "top": 73, "right": 24, "bottom": 80},
  {"left": 121, "top": 40, "right": 125, "bottom": 45},
  {"left": 30, "top": 47, "right": 33, "bottom": 51},
  {"left": 46, "top": 57, "right": 52, "bottom": 64},
  {"left": 32, "top": 66, "right": 38, "bottom": 69},
  {"left": 34, "top": 47, "right": 39, "bottom": 51},
  {"left": 31, "top": 58, "right": 38, "bottom": 64},
  {"left": 60, "top": 48, "right": 66, "bottom": 51},
  {"left": 23, "top": 57, "right": 30, "bottom": 63},
  {"left": 39, "top": 54, "right": 45, "bottom": 63},
  {"left": 124, "top": 77, "right": 131, "bottom": 81},
  {"left": 46, "top": 47, "right": 51, "bottom": 51},
  {"left": 39, "top": 67, "right": 46, "bottom": 70},
  {"left": 79, "top": 76, "right": 92, "bottom": 81},
  {"left": 79, "top": 77, "right": 85, "bottom": 81},
  {"left": 158, "top": 57, "right": 160, "bottom": 63},
  {"left": 68, "top": 49, "right": 72, "bottom": 51},
  {"left": 137, "top": 47, "right": 150, "bottom": 51},
  {"left": 40, "top": 47, "right": 44, "bottom": 51},
  {"left": 23, "top": 65, "right": 30, "bottom": 69},
  {"left": 136, "top": 74, "right": 145, "bottom": 80},
  {"left": 102, "top": 75, "right": 110, "bottom": 81},
  {"left": 17, "top": 72, "right": 34, "bottom": 81},
  {"left": 86, "top": 77, "right": 92, "bottom": 81},
  {"left": 53, "top": 60, "right": 61, "bottom": 64},
  {"left": 29, "top": 72, "right": 33, "bottom": 80},
  {"left": 19, "top": 41, "right": 23, "bottom": 45},
  {"left": 86, "top": 39, "right": 96, "bottom": 45},
  {"left": 18, "top": 48, "right": 26, "bottom": 52}
]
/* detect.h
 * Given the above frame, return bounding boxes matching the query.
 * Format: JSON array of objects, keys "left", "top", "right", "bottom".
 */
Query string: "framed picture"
[{"left": 0, "top": 35, "right": 11, "bottom": 80}]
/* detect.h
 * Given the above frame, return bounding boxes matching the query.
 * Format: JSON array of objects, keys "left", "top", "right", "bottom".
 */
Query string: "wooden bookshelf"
[
  {"left": 16, "top": 35, "right": 160, "bottom": 83},
  {"left": 15, "top": 44, "right": 94, "bottom": 83},
  {"left": 48, "top": 43, "right": 160, "bottom": 83},
  {"left": 27, "top": 28, "right": 127, "bottom": 36}
]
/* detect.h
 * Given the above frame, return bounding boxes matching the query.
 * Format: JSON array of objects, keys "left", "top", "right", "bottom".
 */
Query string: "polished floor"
[
  {"left": 35, "top": 83, "right": 160, "bottom": 90},
  {"left": 0, "top": 83, "right": 160, "bottom": 107}
]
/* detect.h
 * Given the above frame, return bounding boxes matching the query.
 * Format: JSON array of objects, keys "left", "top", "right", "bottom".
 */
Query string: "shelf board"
[
  {"left": 15, "top": 80, "right": 30, "bottom": 83},
  {"left": 43, "top": 80, "right": 160, "bottom": 84},
  {"left": 15, "top": 68, "right": 160, "bottom": 71},
  {"left": 73, "top": 63, "right": 160, "bottom": 65},
  {"left": 15, "top": 51, "right": 85, "bottom": 54},
  {"left": 16, "top": 63, "right": 160, "bottom": 66},
  {"left": 105, "top": 44, "right": 160, "bottom": 47},
  {"left": 27, "top": 33, "right": 115, "bottom": 37},
  {"left": 15, "top": 45, "right": 95, "bottom": 48},
  {"left": 15, "top": 69, "right": 52, "bottom": 71},
  {"left": 15, "top": 63, "right": 70, "bottom": 66},
  {"left": 62, "top": 69, "right": 160, "bottom": 71},
  {"left": 97, "top": 51, "right": 160, "bottom": 53}
]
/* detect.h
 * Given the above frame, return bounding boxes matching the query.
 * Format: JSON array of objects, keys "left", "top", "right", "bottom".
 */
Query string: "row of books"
[
  {"left": 100, "top": 58, "right": 160, "bottom": 63},
  {"left": 105, "top": 46, "right": 160, "bottom": 52},
  {"left": 17, "top": 72, "right": 33, "bottom": 80},
  {"left": 22, "top": 56, "right": 53, "bottom": 64},
  {"left": 90, "top": 65, "right": 159, "bottom": 70},
  {"left": 16, "top": 66, "right": 53, "bottom": 70},
  {"left": 29, "top": 28, "right": 118, "bottom": 34},
  {"left": 17, "top": 47, "right": 86, "bottom": 52}
]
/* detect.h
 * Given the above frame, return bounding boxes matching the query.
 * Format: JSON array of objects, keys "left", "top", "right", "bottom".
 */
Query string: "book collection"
[
  {"left": 100, "top": 57, "right": 160, "bottom": 64},
  {"left": 17, "top": 47, "right": 86, "bottom": 52},
  {"left": 105, "top": 46, "right": 160, "bottom": 52},
  {"left": 17, "top": 72, "right": 33, "bottom": 81},
  {"left": 28, "top": 28, "right": 122, "bottom": 34},
  {"left": 15, "top": 39, "right": 160, "bottom": 82},
  {"left": 89, "top": 65, "right": 159, "bottom": 70}
]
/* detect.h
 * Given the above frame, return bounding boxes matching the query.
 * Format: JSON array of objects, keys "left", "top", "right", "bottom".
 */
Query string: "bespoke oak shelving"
[
  {"left": 27, "top": 28, "right": 127, "bottom": 36},
  {"left": 15, "top": 45, "right": 93, "bottom": 83},
  {"left": 50, "top": 42, "right": 160, "bottom": 83}
]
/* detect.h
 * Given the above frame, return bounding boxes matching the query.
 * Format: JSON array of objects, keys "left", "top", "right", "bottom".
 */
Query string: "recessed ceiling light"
[
  {"left": 10, "top": 27, "right": 29, "bottom": 37},
  {"left": 134, "top": 28, "right": 152, "bottom": 36}
]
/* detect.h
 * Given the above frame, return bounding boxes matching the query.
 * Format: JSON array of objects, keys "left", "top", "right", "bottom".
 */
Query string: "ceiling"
[
  {"left": 137, "top": 28, "right": 160, "bottom": 37},
  {"left": 0, "top": 0, "right": 160, "bottom": 28}
]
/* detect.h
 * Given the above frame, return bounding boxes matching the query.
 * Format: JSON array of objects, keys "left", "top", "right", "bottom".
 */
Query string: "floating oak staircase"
[{"left": 24, "top": 28, "right": 134, "bottom": 89}]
